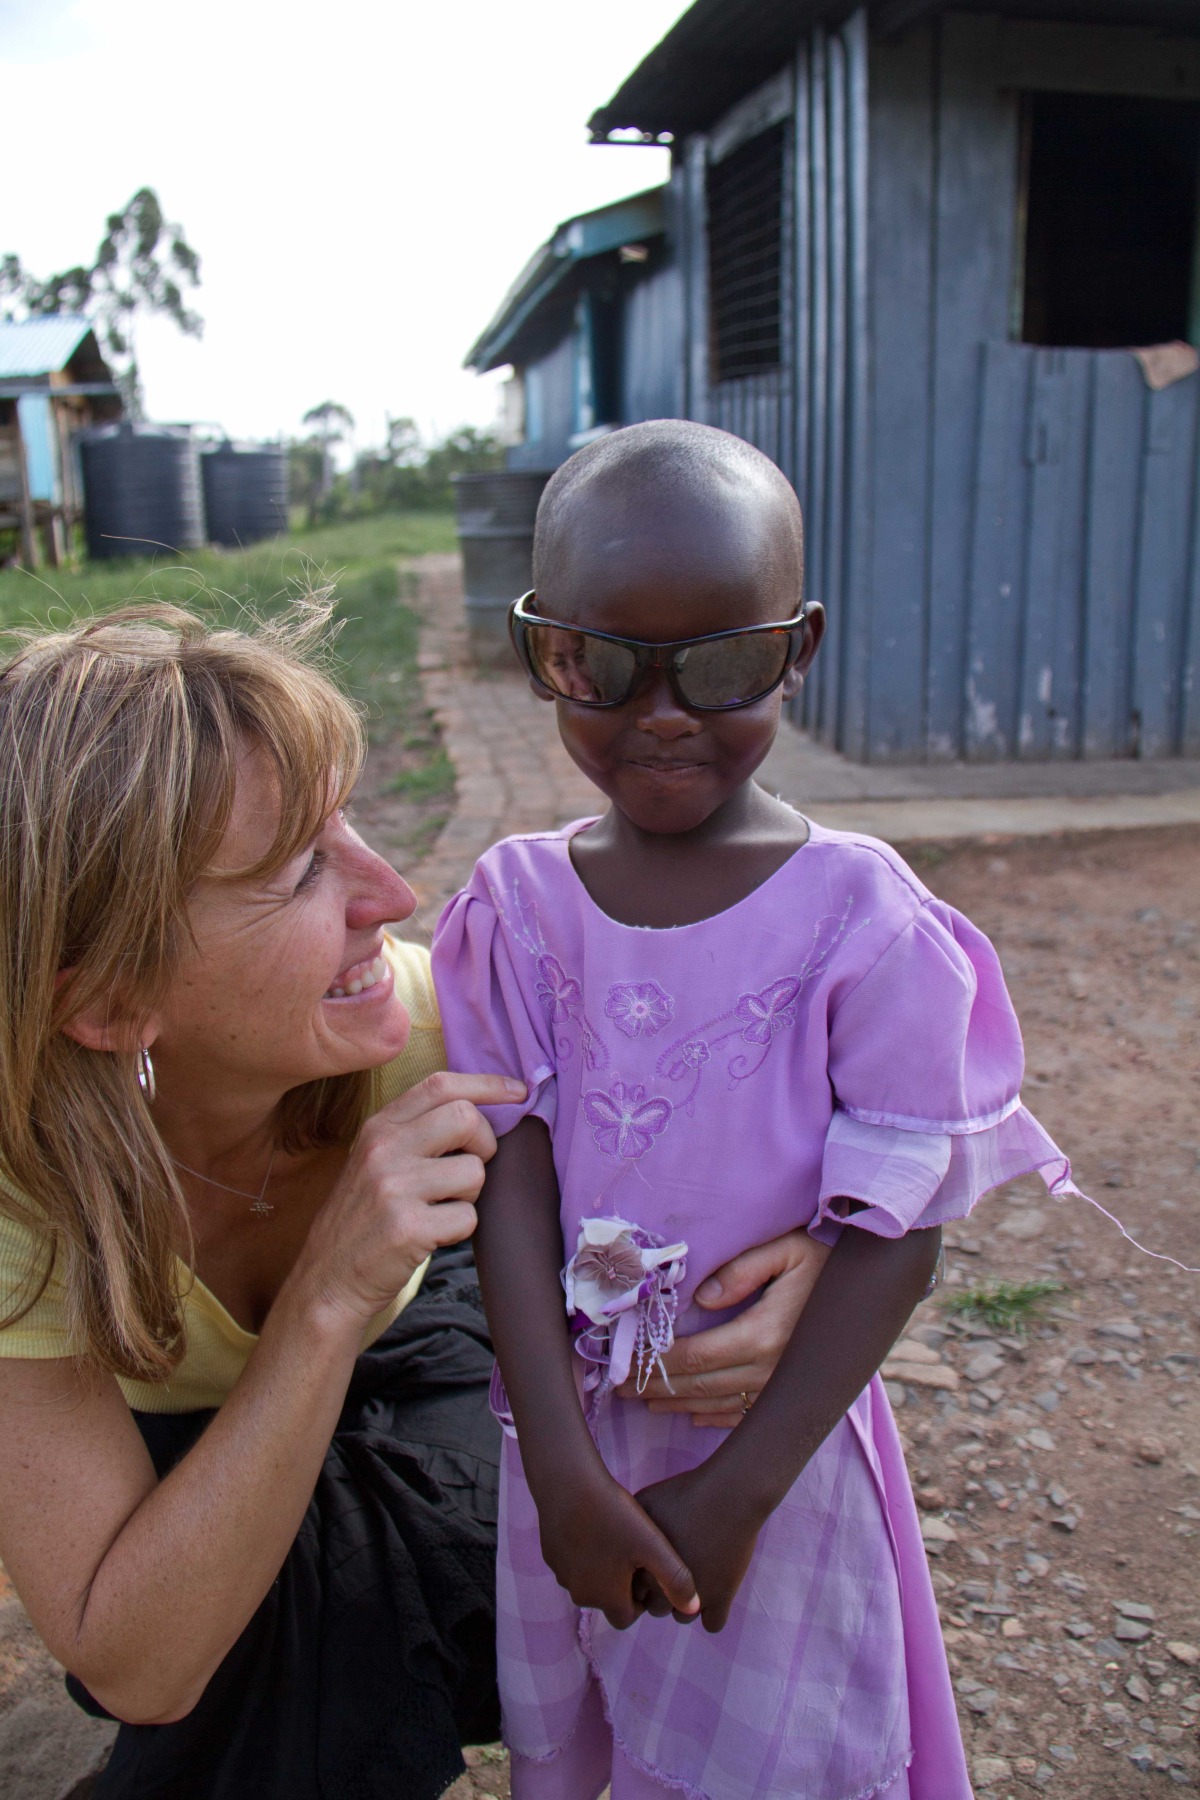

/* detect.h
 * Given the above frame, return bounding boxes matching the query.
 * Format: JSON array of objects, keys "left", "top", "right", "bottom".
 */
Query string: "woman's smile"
[{"left": 324, "top": 948, "right": 394, "bottom": 1001}]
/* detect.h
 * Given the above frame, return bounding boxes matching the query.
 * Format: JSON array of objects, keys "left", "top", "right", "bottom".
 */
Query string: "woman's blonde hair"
[{"left": 0, "top": 600, "right": 368, "bottom": 1382}]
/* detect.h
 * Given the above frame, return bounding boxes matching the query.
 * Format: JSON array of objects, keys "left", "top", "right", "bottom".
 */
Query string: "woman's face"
[{"left": 148, "top": 750, "right": 417, "bottom": 1109}]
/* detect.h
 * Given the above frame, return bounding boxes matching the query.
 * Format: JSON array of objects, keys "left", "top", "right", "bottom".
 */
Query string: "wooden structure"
[
  {"left": 0, "top": 317, "right": 121, "bottom": 567},
  {"left": 475, "top": 0, "right": 1200, "bottom": 761},
  {"left": 467, "top": 187, "right": 682, "bottom": 472}
]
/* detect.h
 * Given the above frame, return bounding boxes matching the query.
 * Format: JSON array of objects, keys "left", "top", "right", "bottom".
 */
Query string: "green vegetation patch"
[
  {"left": 942, "top": 1279, "right": 1064, "bottom": 1333},
  {"left": 0, "top": 511, "right": 458, "bottom": 869}
]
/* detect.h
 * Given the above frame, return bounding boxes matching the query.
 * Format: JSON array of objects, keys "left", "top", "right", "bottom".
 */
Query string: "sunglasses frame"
[{"left": 508, "top": 591, "right": 810, "bottom": 712}]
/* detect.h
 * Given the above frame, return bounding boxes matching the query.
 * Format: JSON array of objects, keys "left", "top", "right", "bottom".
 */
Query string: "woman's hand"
[
  {"left": 616, "top": 1229, "right": 832, "bottom": 1429},
  {"left": 290, "top": 1070, "right": 524, "bottom": 1328}
]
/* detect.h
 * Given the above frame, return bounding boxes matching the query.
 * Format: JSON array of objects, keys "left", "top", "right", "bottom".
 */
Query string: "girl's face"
[
  {"left": 148, "top": 751, "right": 417, "bottom": 1109},
  {"left": 537, "top": 502, "right": 821, "bottom": 837}
]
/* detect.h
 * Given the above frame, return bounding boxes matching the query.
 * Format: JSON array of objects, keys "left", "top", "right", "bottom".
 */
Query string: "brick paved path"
[{"left": 401, "top": 555, "right": 601, "bottom": 931}]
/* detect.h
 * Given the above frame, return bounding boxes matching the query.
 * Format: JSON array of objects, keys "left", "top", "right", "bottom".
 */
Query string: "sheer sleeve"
[
  {"left": 812, "top": 900, "right": 1075, "bottom": 1242},
  {"left": 431, "top": 882, "right": 558, "bottom": 1137}
]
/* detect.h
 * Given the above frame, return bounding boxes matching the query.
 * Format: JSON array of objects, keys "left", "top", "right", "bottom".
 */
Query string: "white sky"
[{"left": 0, "top": 0, "right": 690, "bottom": 451}]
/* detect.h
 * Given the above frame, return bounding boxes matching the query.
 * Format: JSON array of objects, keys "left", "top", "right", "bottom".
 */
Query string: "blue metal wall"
[{"left": 669, "top": 6, "right": 1200, "bottom": 760}]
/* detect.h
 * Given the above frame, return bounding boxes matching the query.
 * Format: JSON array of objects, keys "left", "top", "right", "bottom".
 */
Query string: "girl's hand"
[
  {"left": 536, "top": 1468, "right": 699, "bottom": 1633},
  {"left": 617, "top": 1230, "right": 832, "bottom": 1428},
  {"left": 635, "top": 1465, "right": 760, "bottom": 1633},
  {"left": 290, "top": 1070, "right": 524, "bottom": 1327}
]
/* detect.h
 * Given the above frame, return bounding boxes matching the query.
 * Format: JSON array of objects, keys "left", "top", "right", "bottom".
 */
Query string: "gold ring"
[{"left": 740, "top": 1391, "right": 752, "bottom": 1415}]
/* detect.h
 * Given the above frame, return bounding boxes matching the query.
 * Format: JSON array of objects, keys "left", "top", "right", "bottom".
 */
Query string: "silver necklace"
[{"left": 173, "top": 1148, "right": 278, "bottom": 1216}]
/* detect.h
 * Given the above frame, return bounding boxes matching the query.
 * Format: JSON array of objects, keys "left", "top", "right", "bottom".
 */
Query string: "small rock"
[
  {"left": 1096, "top": 1318, "right": 1143, "bottom": 1343},
  {"left": 998, "top": 1209, "right": 1046, "bottom": 1241},
  {"left": 1064, "top": 1620, "right": 1094, "bottom": 1639},
  {"left": 1129, "top": 1744, "right": 1156, "bottom": 1772},
  {"left": 1033, "top": 1389, "right": 1060, "bottom": 1413},
  {"left": 1102, "top": 1701, "right": 1132, "bottom": 1725},
  {"left": 1047, "top": 1483, "right": 1070, "bottom": 1508},
  {"left": 1167, "top": 1642, "right": 1200, "bottom": 1667},
  {"left": 1116, "top": 1602, "right": 1156, "bottom": 1623},
  {"left": 1068, "top": 1346, "right": 1098, "bottom": 1365},
  {"left": 1034, "top": 1764, "right": 1056, "bottom": 1785},
  {"left": 884, "top": 1380, "right": 907, "bottom": 1408},
  {"left": 965, "top": 1351, "right": 1005, "bottom": 1383},
  {"left": 1026, "top": 1552, "right": 1051, "bottom": 1577},
  {"left": 1125, "top": 1673, "right": 1152, "bottom": 1703},
  {"left": 1001, "top": 1617, "right": 1025, "bottom": 1638},
  {"left": 1027, "top": 1428, "right": 1056, "bottom": 1452},
  {"left": 1136, "top": 1435, "right": 1167, "bottom": 1464},
  {"left": 1048, "top": 1743, "right": 1077, "bottom": 1763},
  {"left": 882, "top": 1362, "right": 960, "bottom": 1392},
  {"left": 1094, "top": 1637, "right": 1129, "bottom": 1660},
  {"left": 1015, "top": 1758, "right": 1038, "bottom": 1777},
  {"left": 1050, "top": 1512, "right": 1078, "bottom": 1532},
  {"left": 1114, "top": 1619, "right": 1152, "bottom": 1643},
  {"left": 973, "top": 1755, "right": 1013, "bottom": 1785},
  {"left": 892, "top": 1337, "right": 941, "bottom": 1364},
  {"left": 921, "top": 1516, "right": 958, "bottom": 1545},
  {"left": 964, "top": 1686, "right": 999, "bottom": 1715}
]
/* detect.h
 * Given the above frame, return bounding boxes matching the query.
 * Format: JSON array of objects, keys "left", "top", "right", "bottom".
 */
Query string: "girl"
[{"left": 432, "top": 421, "right": 1083, "bottom": 1800}]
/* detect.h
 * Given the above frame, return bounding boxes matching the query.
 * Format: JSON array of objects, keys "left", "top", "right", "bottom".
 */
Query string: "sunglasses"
[{"left": 508, "top": 592, "right": 810, "bottom": 712}]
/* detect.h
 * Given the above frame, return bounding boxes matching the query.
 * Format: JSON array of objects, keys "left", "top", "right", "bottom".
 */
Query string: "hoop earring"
[{"left": 137, "top": 1045, "right": 157, "bottom": 1104}]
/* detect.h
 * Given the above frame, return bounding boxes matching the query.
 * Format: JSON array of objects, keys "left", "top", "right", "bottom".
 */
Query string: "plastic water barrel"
[
  {"left": 201, "top": 440, "right": 289, "bottom": 546},
  {"left": 451, "top": 470, "right": 550, "bottom": 662},
  {"left": 79, "top": 424, "right": 206, "bottom": 560}
]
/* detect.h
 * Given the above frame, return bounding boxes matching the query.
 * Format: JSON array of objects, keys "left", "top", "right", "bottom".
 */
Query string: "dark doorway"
[{"left": 1019, "top": 92, "right": 1200, "bottom": 349}]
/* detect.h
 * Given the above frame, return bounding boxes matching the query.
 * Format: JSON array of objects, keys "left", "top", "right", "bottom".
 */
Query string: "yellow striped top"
[{"left": 0, "top": 937, "right": 447, "bottom": 1414}]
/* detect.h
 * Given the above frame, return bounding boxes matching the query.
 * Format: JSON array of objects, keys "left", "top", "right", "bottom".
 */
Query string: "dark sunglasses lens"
[
  {"left": 674, "top": 631, "right": 792, "bottom": 707},
  {"left": 524, "top": 625, "right": 636, "bottom": 703}
]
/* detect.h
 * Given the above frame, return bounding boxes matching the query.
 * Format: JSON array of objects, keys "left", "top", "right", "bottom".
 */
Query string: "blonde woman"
[{"left": 0, "top": 604, "right": 825, "bottom": 1799}]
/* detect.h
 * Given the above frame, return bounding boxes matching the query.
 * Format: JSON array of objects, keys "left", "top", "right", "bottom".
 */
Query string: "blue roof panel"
[{"left": 0, "top": 315, "right": 95, "bottom": 379}]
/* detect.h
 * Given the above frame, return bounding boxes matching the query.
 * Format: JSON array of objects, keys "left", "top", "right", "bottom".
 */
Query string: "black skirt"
[{"left": 69, "top": 1246, "right": 502, "bottom": 1800}]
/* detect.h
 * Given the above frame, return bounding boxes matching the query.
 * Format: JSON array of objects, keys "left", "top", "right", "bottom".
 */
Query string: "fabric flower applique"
[
  {"left": 534, "top": 954, "right": 582, "bottom": 1024},
  {"left": 605, "top": 981, "right": 674, "bottom": 1039},
  {"left": 564, "top": 1216, "right": 688, "bottom": 1392},
  {"left": 735, "top": 976, "right": 803, "bottom": 1044},
  {"left": 583, "top": 1080, "right": 672, "bottom": 1158}
]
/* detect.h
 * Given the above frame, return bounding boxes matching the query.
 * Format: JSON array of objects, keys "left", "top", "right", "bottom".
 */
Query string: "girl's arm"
[
  {"left": 473, "top": 1117, "right": 698, "bottom": 1629},
  {"left": 0, "top": 1072, "right": 512, "bottom": 1724},
  {"left": 636, "top": 1218, "right": 941, "bottom": 1632}
]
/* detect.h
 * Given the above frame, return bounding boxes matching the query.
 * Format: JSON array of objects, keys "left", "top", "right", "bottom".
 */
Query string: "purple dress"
[{"left": 433, "top": 820, "right": 1080, "bottom": 1800}]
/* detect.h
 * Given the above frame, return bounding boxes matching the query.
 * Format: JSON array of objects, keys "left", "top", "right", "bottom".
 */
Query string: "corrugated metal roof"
[
  {"left": 466, "top": 187, "right": 666, "bottom": 372},
  {"left": 0, "top": 315, "right": 95, "bottom": 378},
  {"left": 589, "top": 0, "right": 1200, "bottom": 140}
]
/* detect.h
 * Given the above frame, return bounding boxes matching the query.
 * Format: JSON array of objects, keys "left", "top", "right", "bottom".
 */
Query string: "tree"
[
  {"left": 1, "top": 188, "right": 201, "bottom": 417},
  {"left": 302, "top": 401, "right": 355, "bottom": 504}
]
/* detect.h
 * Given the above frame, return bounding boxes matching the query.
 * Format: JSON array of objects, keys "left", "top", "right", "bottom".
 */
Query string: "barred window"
[{"left": 707, "top": 123, "right": 785, "bottom": 382}]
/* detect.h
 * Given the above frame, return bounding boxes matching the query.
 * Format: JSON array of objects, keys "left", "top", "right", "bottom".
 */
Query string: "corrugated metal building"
[
  {"left": 474, "top": 0, "right": 1200, "bottom": 763},
  {"left": 0, "top": 316, "right": 121, "bottom": 565}
]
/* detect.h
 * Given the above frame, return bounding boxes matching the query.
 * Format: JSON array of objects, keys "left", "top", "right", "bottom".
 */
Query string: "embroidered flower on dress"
[
  {"left": 534, "top": 954, "right": 581, "bottom": 1023},
  {"left": 605, "top": 981, "right": 674, "bottom": 1039},
  {"left": 679, "top": 1039, "right": 709, "bottom": 1068},
  {"left": 582, "top": 1080, "right": 672, "bottom": 1158},
  {"left": 735, "top": 976, "right": 803, "bottom": 1044}
]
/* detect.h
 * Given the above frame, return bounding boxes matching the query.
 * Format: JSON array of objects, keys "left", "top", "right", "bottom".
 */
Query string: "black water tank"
[
  {"left": 451, "top": 470, "right": 550, "bottom": 664},
  {"left": 201, "top": 440, "right": 289, "bottom": 547},
  {"left": 78, "top": 424, "right": 206, "bottom": 560}
]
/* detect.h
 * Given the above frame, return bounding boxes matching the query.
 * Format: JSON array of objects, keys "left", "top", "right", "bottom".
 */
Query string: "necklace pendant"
[{"left": 250, "top": 1198, "right": 275, "bottom": 1217}]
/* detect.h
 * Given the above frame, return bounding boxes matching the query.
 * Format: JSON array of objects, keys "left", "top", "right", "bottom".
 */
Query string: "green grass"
[
  {"left": 0, "top": 512, "right": 456, "bottom": 731},
  {"left": 942, "top": 1279, "right": 1064, "bottom": 1333},
  {"left": 385, "top": 747, "right": 455, "bottom": 802}
]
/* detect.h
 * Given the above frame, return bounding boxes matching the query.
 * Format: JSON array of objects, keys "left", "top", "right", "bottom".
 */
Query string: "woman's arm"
[
  {"left": 616, "top": 1229, "right": 832, "bottom": 1428},
  {"left": 636, "top": 1221, "right": 941, "bottom": 1632},
  {"left": 0, "top": 1070, "right": 516, "bottom": 1725},
  {"left": 473, "top": 1118, "right": 698, "bottom": 1629}
]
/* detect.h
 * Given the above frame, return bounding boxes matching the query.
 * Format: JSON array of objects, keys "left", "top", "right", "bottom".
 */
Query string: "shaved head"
[{"left": 532, "top": 420, "right": 804, "bottom": 608}]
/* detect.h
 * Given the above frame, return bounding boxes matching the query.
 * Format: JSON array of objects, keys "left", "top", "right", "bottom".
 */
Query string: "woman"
[{"left": 0, "top": 603, "right": 825, "bottom": 1800}]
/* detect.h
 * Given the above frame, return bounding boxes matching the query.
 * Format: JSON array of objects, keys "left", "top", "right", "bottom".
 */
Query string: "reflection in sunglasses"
[{"left": 539, "top": 628, "right": 603, "bottom": 702}]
